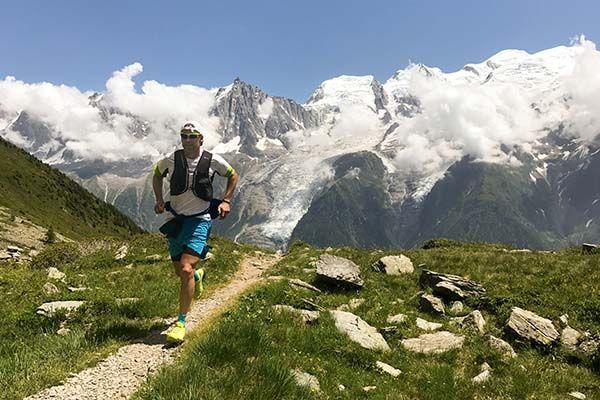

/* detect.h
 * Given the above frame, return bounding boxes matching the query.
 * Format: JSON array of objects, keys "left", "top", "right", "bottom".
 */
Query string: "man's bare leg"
[{"left": 179, "top": 253, "right": 200, "bottom": 315}]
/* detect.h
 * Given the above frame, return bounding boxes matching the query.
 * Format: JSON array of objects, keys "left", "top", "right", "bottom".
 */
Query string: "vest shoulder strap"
[{"left": 196, "top": 150, "right": 212, "bottom": 176}]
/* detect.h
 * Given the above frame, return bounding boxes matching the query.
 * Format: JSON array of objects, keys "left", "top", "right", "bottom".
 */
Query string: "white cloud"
[
  {"left": 0, "top": 63, "right": 220, "bottom": 162},
  {"left": 563, "top": 36, "right": 600, "bottom": 141}
]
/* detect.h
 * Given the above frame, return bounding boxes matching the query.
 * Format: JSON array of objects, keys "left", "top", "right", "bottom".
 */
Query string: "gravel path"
[{"left": 25, "top": 252, "right": 281, "bottom": 400}]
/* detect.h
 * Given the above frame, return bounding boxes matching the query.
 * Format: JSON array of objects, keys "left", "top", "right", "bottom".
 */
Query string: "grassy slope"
[
  {"left": 0, "top": 137, "right": 142, "bottom": 239},
  {"left": 0, "top": 234, "right": 257, "bottom": 400},
  {"left": 136, "top": 240, "right": 600, "bottom": 400}
]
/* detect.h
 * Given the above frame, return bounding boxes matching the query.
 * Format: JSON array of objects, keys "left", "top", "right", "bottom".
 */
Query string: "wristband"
[{"left": 222, "top": 199, "right": 231, "bottom": 204}]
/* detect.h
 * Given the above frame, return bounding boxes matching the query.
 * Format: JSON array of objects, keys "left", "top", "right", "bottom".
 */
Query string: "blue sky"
[{"left": 2, "top": 0, "right": 599, "bottom": 102}]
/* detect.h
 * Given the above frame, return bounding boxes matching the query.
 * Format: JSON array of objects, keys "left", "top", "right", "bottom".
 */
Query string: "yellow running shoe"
[
  {"left": 197, "top": 268, "right": 205, "bottom": 294},
  {"left": 166, "top": 321, "right": 186, "bottom": 343}
]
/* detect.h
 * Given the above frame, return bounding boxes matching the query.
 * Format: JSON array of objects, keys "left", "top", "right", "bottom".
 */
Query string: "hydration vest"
[{"left": 169, "top": 149, "right": 214, "bottom": 201}]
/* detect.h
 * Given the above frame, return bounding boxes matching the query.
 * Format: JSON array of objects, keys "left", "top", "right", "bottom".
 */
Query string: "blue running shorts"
[{"left": 168, "top": 218, "right": 212, "bottom": 261}]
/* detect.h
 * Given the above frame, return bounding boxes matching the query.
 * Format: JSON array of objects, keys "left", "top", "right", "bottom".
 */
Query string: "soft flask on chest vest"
[{"left": 170, "top": 149, "right": 214, "bottom": 201}]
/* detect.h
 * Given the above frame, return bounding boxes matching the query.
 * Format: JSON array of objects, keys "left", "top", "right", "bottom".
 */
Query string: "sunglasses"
[{"left": 181, "top": 133, "right": 201, "bottom": 139}]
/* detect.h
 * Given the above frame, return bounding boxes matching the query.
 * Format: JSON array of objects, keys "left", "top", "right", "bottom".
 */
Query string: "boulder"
[
  {"left": 488, "top": 335, "right": 517, "bottom": 359},
  {"left": 372, "top": 255, "right": 414, "bottom": 275},
  {"left": 420, "top": 270, "right": 485, "bottom": 301},
  {"left": 420, "top": 294, "right": 445, "bottom": 315},
  {"left": 291, "top": 369, "right": 321, "bottom": 393},
  {"left": 316, "top": 255, "right": 364, "bottom": 289},
  {"left": 578, "top": 335, "right": 600, "bottom": 358},
  {"left": 506, "top": 307, "right": 559, "bottom": 347},
  {"left": 37, "top": 301, "right": 85, "bottom": 316},
  {"left": 401, "top": 331, "right": 465, "bottom": 354},
  {"left": 375, "top": 361, "right": 401, "bottom": 377},
  {"left": 330, "top": 310, "right": 390, "bottom": 352},
  {"left": 273, "top": 305, "right": 320, "bottom": 324},
  {"left": 416, "top": 317, "right": 442, "bottom": 331}
]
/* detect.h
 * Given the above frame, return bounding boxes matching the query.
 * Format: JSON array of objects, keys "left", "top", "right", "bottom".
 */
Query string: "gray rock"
[
  {"left": 316, "top": 254, "right": 364, "bottom": 289},
  {"left": 401, "top": 331, "right": 465, "bottom": 354},
  {"left": 47, "top": 267, "right": 65, "bottom": 281},
  {"left": 449, "top": 301, "right": 464, "bottom": 314},
  {"left": 273, "top": 305, "right": 320, "bottom": 324},
  {"left": 115, "top": 245, "right": 128, "bottom": 260},
  {"left": 558, "top": 313, "right": 569, "bottom": 328},
  {"left": 372, "top": 255, "right": 414, "bottom": 275},
  {"left": 578, "top": 336, "right": 600, "bottom": 358},
  {"left": 561, "top": 326, "right": 583, "bottom": 353},
  {"left": 569, "top": 391, "right": 586, "bottom": 399},
  {"left": 291, "top": 369, "right": 321, "bottom": 393},
  {"left": 379, "top": 326, "right": 399, "bottom": 335},
  {"left": 386, "top": 313, "right": 408, "bottom": 324},
  {"left": 330, "top": 310, "right": 390, "bottom": 352},
  {"left": 7, "top": 245, "right": 23, "bottom": 253},
  {"left": 433, "top": 281, "right": 468, "bottom": 301},
  {"left": 68, "top": 286, "right": 88, "bottom": 292},
  {"left": 363, "top": 386, "right": 377, "bottom": 392},
  {"left": 420, "top": 294, "right": 445, "bottom": 315},
  {"left": 416, "top": 317, "right": 442, "bottom": 331},
  {"left": 506, "top": 307, "right": 559, "bottom": 347},
  {"left": 375, "top": 361, "right": 401, "bottom": 377},
  {"left": 472, "top": 362, "right": 492, "bottom": 383},
  {"left": 420, "top": 270, "right": 485, "bottom": 301},
  {"left": 42, "top": 282, "right": 60, "bottom": 294},
  {"left": 288, "top": 278, "right": 322, "bottom": 293},
  {"left": 488, "top": 335, "right": 517, "bottom": 359},
  {"left": 37, "top": 301, "right": 85, "bottom": 316}
]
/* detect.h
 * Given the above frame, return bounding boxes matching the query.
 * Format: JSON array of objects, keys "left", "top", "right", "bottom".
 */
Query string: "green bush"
[{"left": 31, "top": 242, "right": 81, "bottom": 269}]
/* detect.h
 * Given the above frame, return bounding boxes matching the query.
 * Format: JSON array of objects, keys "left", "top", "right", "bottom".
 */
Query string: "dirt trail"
[{"left": 25, "top": 252, "right": 281, "bottom": 400}]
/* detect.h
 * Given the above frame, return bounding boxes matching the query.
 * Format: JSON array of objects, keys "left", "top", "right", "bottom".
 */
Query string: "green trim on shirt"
[
  {"left": 224, "top": 166, "right": 235, "bottom": 178},
  {"left": 153, "top": 164, "right": 163, "bottom": 178}
]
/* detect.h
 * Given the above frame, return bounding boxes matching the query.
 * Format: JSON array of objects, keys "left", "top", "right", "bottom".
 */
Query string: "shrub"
[{"left": 32, "top": 242, "right": 81, "bottom": 269}]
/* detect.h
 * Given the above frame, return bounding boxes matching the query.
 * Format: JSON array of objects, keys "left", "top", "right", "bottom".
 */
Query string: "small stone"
[
  {"left": 288, "top": 278, "right": 322, "bottom": 293},
  {"left": 273, "top": 305, "right": 320, "bottom": 324},
  {"left": 363, "top": 386, "right": 377, "bottom": 392},
  {"left": 416, "top": 317, "right": 442, "bottom": 331},
  {"left": 569, "top": 391, "right": 586, "bottom": 399},
  {"left": 375, "top": 361, "right": 401, "bottom": 377},
  {"left": 331, "top": 310, "right": 390, "bottom": 352},
  {"left": 338, "top": 384, "right": 346, "bottom": 391},
  {"left": 561, "top": 326, "right": 583, "bottom": 353},
  {"left": 145, "top": 254, "right": 162, "bottom": 261},
  {"left": 43, "top": 282, "right": 60, "bottom": 294},
  {"left": 559, "top": 314, "right": 569, "bottom": 327},
  {"left": 47, "top": 267, "right": 66, "bottom": 281},
  {"left": 386, "top": 313, "right": 408, "bottom": 324},
  {"left": 291, "top": 369, "right": 321, "bottom": 393},
  {"left": 420, "top": 294, "right": 445, "bottom": 315},
  {"left": 57, "top": 327, "right": 71, "bottom": 336},
  {"left": 472, "top": 369, "right": 491, "bottom": 384},
  {"left": 348, "top": 298, "right": 365, "bottom": 310},
  {"left": 114, "top": 245, "right": 128, "bottom": 260},
  {"left": 449, "top": 301, "right": 464, "bottom": 314},
  {"left": 68, "top": 286, "right": 88, "bottom": 292},
  {"left": 488, "top": 335, "right": 517, "bottom": 359}
]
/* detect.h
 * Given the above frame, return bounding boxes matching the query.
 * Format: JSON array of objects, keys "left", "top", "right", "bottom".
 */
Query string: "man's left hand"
[{"left": 218, "top": 201, "right": 231, "bottom": 219}]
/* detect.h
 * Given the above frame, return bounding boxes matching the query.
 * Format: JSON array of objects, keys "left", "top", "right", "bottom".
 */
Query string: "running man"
[{"left": 152, "top": 122, "right": 238, "bottom": 343}]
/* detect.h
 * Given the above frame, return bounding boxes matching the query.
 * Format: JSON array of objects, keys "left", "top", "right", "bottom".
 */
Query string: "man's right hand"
[{"left": 154, "top": 200, "right": 165, "bottom": 214}]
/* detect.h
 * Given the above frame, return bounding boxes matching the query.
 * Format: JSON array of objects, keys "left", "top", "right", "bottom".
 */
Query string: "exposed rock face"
[
  {"left": 506, "top": 307, "right": 560, "bottom": 347},
  {"left": 488, "top": 335, "right": 517, "bottom": 359},
  {"left": 316, "top": 255, "right": 364, "bottom": 289},
  {"left": 420, "top": 294, "right": 445, "bottom": 315},
  {"left": 330, "top": 310, "right": 390, "bottom": 352},
  {"left": 372, "top": 255, "right": 414, "bottom": 275},
  {"left": 420, "top": 270, "right": 486, "bottom": 301},
  {"left": 36, "top": 301, "right": 85, "bottom": 316},
  {"left": 401, "top": 331, "right": 465, "bottom": 354}
]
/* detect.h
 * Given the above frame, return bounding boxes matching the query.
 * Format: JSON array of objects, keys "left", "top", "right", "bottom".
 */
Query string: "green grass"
[
  {"left": 0, "top": 233, "right": 253, "bottom": 400},
  {"left": 0, "top": 137, "right": 142, "bottom": 239},
  {"left": 135, "top": 240, "right": 600, "bottom": 400}
]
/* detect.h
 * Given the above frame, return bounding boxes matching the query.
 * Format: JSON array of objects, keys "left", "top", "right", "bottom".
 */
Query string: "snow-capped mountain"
[{"left": 2, "top": 39, "right": 599, "bottom": 249}]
